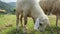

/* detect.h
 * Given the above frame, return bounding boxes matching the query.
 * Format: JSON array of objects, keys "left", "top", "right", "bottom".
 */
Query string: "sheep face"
[
  {"left": 34, "top": 17, "right": 50, "bottom": 32},
  {"left": 39, "top": 18, "right": 49, "bottom": 32}
]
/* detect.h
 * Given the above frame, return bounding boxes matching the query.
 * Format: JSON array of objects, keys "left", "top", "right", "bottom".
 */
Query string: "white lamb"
[{"left": 16, "top": 0, "right": 50, "bottom": 33}]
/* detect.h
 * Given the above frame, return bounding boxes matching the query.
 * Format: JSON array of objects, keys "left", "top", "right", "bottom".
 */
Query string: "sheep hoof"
[{"left": 23, "top": 26, "right": 27, "bottom": 34}]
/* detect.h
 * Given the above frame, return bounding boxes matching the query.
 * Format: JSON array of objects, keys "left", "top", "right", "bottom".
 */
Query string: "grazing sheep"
[
  {"left": 39, "top": 0, "right": 60, "bottom": 27},
  {"left": 49, "top": 0, "right": 60, "bottom": 34},
  {"left": 39, "top": 0, "right": 60, "bottom": 33},
  {"left": 51, "top": 0, "right": 60, "bottom": 28},
  {"left": 0, "top": 9, "right": 6, "bottom": 14},
  {"left": 16, "top": 0, "right": 50, "bottom": 33}
]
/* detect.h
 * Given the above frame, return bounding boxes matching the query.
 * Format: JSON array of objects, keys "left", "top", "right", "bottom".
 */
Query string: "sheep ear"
[{"left": 34, "top": 18, "right": 40, "bottom": 30}]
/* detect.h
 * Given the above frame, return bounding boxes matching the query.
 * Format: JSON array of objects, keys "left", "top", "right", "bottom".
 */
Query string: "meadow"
[{"left": 0, "top": 14, "right": 60, "bottom": 34}]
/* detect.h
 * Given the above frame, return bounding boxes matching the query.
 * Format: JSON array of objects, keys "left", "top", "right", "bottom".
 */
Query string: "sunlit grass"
[{"left": 0, "top": 15, "right": 60, "bottom": 34}]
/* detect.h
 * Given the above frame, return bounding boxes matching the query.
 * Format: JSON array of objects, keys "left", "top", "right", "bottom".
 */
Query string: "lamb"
[{"left": 16, "top": 0, "right": 50, "bottom": 33}]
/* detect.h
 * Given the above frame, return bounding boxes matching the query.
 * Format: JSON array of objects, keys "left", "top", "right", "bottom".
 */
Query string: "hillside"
[
  {"left": 0, "top": 1, "right": 15, "bottom": 13},
  {"left": 7, "top": 2, "right": 16, "bottom": 8}
]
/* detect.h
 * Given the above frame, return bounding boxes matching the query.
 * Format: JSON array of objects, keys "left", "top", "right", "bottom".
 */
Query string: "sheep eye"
[{"left": 39, "top": 23, "right": 42, "bottom": 26}]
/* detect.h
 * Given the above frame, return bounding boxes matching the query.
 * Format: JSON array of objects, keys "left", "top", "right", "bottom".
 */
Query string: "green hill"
[
  {"left": 0, "top": 1, "right": 15, "bottom": 13},
  {"left": 7, "top": 2, "right": 16, "bottom": 8}
]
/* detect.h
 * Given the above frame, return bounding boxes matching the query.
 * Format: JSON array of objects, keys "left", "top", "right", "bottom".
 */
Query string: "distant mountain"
[
  {"left": 0, "top": 1, "right": 15, "bottom": 13},
  {"left": 7, "top": 2, "right": 16, "bottom": 8}
]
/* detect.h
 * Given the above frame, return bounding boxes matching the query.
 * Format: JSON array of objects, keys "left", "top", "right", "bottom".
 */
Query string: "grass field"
[{"left": 0, "top": 15, "right": 60, "bottom": 34}]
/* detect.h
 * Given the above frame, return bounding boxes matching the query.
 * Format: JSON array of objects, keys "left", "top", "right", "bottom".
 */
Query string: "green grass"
[{"left": 0, "top": 15, "right": 60, "bottom": 34}]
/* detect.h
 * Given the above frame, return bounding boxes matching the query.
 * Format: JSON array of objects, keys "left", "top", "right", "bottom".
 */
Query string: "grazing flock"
[{"left": 16, "top": 0, "right": 60, "bottom": 33}]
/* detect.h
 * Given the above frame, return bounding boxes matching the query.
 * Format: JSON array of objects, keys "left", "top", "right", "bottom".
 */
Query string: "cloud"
[{"left": 1, "top": 0, "right": 16, "bottom": 2}]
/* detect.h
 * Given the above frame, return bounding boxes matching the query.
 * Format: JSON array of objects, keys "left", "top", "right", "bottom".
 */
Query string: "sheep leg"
[
  {"left": 23, "top": 11, "right": 28, "bottom": 27},
  {"left": 20, "top": 14, "right": 23, "bottom": 27},
  {"left": 16, "top": 13, "right": 19, "bottom": 33},
  {"left": 56, "top": 15, "right": 59, "bottom": 34},
  {"left": 23, "top": 16, "right": 27, "bottom": 33},
  {"left": 24, "top": 16, "right": 27, "bottom": 25},
  {"left": 56, "top": 15, "right": 58, "bottom": 28}
]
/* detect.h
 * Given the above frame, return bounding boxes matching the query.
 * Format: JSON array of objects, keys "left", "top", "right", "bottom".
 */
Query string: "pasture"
[{"left": 0, "top": 14, "right": 60, "bottom": 34}]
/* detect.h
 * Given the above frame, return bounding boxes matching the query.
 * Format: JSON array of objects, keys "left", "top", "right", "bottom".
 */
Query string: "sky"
[{"left": 1, "top": 0, "right": 16, "bottom": 2}]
